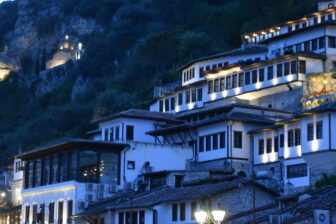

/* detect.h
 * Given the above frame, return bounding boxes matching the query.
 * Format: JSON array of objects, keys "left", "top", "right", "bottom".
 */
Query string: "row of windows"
[
  {"left": 118, "top": 210, "right": 145, "bottom": 224},
  {"left": 288, "top": 13, "right": 334, "bottom": 33},
  {"left": 183, "top": 68, "right": 195, "bottom": 82},
  {"left": 207, "top": 60, "right": 306, "bottom": 94},
  {"left": 199, "top": 132, "right": 226, "bottom": 152},
  {"left": 104, "top": 125, "right": 134, "bottom": 141},
  {"left": 199, "top": 62, "right": 228, "bottom": 77},
  {"left": 283, "top": 36, "right": 327, "bottom": 54},
  {"left": 159, "top": 88, "right": 203, "bottom": 112},
  {"left": 258, "top": 137, "right": 279, "bottom": 155},
  {"left": 287, "top": 163, "right": 308, "bottom": 178},
  {"left": 172, "top": 202, "right": 197, "bottom": 222},
  {"left": 307, "top": 121, "right": 323, "bottom": 141},
  {"left": 246, "top": 30, "right": 280, "bottom": 44},
  {"left": 25, "top": 200, "right": 73, "bottom": 224},
  {"left": 258, "top": 121, "right": 323, "bottom": 155}
]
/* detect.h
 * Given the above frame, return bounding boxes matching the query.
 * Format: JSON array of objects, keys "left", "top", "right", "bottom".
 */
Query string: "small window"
[
  {"left": 165, "top": 98, "right": 169, "bottom": 112},
  {"left": 115, "top": 126, "right": 120, "bottom": 140},
  {"left": 213, "top": 134, "right": 218, "bottom": 150},
  {"left": 205, "top": 136, "right": 211, "bottom": 151},
  {"left": 220, "top": 78, "right": 225, "bottom": 91},
  {"left": 266, "top": 138, "right": 272, "bottom": 153},
  {"left": 199, "top": 67, "right": 204, "bottom": 77},
  {"left": 259, "top": 68, "right": 264, "bottom": 82},
  {"left": 258, "top": 139, "right": 264, "bottom": 155},
  {"left": 284, "top": 62, "right": 290, "bottom": 76},
  {"left": 226, "top": 76, "right": 232, "bottom": 90},
  {"left": 291, "top": 61, "right": 297, "bottom": 74},
  {"left": 126, "top": 125, "right": 134, "bottom": 141},
  {"left": 317, "top": 121, "right": 323, "bottom": 139},
  {"left": 267, "top": 66, "right": 274, "bottom": 80},
  {"left": 245, "top": 72, "right": 251, "bottom": 85},
  {"left": 304, "top": 41, "right": 310, "bottom": 51},
  {"left": 104, "top": 129, "right": 109, "bottom": 141},
  {"left": 295, "top": 128, "right": 301, "bottom": 146},
  {"left": 238, "top": 73, "right": 244, "bottom": 87},
  {"left": 219, "top": 132, "right": 225, "bottom": 148},
  {"left": 234, "top": 131, "right": 243, "bottom": 148},
  {"left": 274, "top": 136, "right": 279, "bottom": 152},
  {"left": 170, "top": 97, "right": 175, "bottom": 111},
  {"left": 277, "top": 64, "right": 283, "bottom": 77},
  {"left": 180, "top": 203, "right": 186, "bottom": 221},
  {"left": 208, "top": 81, "right": 213, "bottom": 94},
  {"left": 280, "top": 134, "right": 284, "bottom": 148},
  {"left": 299, "top": 60, "right": 306, "bottom": 74},
  {"left": 288, "top": 129, "right": 294, "bottom": 147},
  {"left": 178, "top": 93, "right": 183, "bottom": 105},
  {"left": 191, "top": 202, "right": 197, "bottom": 221},
  {"left": 296, "top": 43, "right": 302, "bottom": 52},
  {"left": 252, "top": 70, "right": 258, "bottom": 83},
  {"left": 232, "top": 74, "right": 238, "bottom": 88},
  {"left": 192, "top": 89, "right": 197, "bottom": 102},
  {"left": 319, "top": 37, "right": 325, "bottom": 49},
  {"left": 109, "top": 128, "right": 114, "bottom": 142},
  {"left": 307, "top": 123, "right": 314, "bottom": 141},
  {"left": 172, "top": 203, "right": 178, "bottom": 221},
  {"left": 175, "top": 175, "right": 184, "bottom": 188},
  {"left": 329, "top": 36, "right": 336, "bottom": 48},
  {"left": 127, "top": 161, "right": 135, "bottom": 170},
  {"left": 214, "top": 79, "right": 219, "bottom": 92},
  {"left": 159, "top": 100, "right": 163, "bottom": 112},
  {"left": 199, "top": 137, "right": 204, "bottom": 152},
  {"left": 197, "top": 88, "right": 203, "bottom": 101},
  {"left": 287, "top": 164, "right": 307, "bottom": 178},
  {"left": 186, "top": 91, "right": 190, "bottom": 103},
  {"left": 312, "top": 38, "right": 318, "bottom": 51}
]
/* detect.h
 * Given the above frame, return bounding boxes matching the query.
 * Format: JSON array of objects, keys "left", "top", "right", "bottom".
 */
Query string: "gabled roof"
[
  {"left": 17, "top": 138, "right": 128, "bottom": 160},
  {"left": 178, "top": 45, "right": 267, "bottom": 71},
  {"left": 93, "top": 109, "right": 182, "bottom": 124},
  {"left": 147, "top": 111, "right": 274, "bottom": 136},
  {"left": 76, "top": 179, "right": 278, "bottom": 217}
]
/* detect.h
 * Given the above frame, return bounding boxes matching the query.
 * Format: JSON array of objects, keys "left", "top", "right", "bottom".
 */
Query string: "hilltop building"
[{"left": 13, "top": 2, "right": 336, "bottom": 224}]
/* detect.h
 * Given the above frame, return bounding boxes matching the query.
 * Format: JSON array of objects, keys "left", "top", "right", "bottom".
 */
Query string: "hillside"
[{"left": 0, "top": 0, "right": 319, "bottom": 161}]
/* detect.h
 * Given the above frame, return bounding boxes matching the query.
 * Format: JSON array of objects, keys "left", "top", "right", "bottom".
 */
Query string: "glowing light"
[
  {"left": 272, "top": 78, "right": 278, "bottom": 86},
  {"left": 312, "top": 140, "right": 319, "bottom": 152},
  {"left": 0, "top": 192, "right": 5, "bottom": 197},
  {"left": 78, "top": 42, "right": 83, "bottom": 50},
  {"left": 211, "top": 93, "right": 216, "bottom": 101},
  {"left": 175, "top": 105, "right": 180, "bottom": 112},
  {"left": 244, "top": 35, "right": 250, "bottom": 39},
  {"left": 297, "top": 146, "right": 302, "bottom": 157},
  {"left": 253, "top": 33, "right": 258, "bottom": 37},
  {"left": 323, "top": 79, "right": 328, "bottom": 85},
  {"left": 255, "top": 82, "right": 262, "bottom": 89},
  {"left": 262, "top": 155, "right": 268, "bottom": 164},
  {"left": 65, "top": 35, "right": 69, "bottom": 40},
  {"left": 188, "top": 103, "right": 194, "bottom": 110},
  {"left": 284, "top": 148, "right": 289, "bottom": 159},
  {"left": 270, "top": 153, "right": 277, "bottom": 162},
  {"left": 286, "top": 74, "right": 294, "bottom": 82},
  {"left": 235, "top": 88, "right": 241, "bottom": 95},
  {"left": 222, "top": 91, "right": 228, "bottom": 98}
]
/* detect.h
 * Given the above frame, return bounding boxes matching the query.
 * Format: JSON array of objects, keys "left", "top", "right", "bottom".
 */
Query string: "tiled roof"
[
  {"left": 17, "top": 138, "right": 128, "bottom": 160},
  {"left": 93, "top": 109, "right": 182, "bottom": 124},
  {"left": 148, "top": 111, "right": 274, "bottom": 136},
  {"left": 77, "top": 179, "right": 277, "bottom": 217}
]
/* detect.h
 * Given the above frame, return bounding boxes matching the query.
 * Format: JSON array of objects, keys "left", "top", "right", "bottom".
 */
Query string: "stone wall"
[{"left": 253, "top": 162, "right": 282, "bottom": 181}]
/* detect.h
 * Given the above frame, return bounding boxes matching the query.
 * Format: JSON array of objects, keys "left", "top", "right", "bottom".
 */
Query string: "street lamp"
[{"left": 195, "top": 209, "right": 226, "bottom": 224}]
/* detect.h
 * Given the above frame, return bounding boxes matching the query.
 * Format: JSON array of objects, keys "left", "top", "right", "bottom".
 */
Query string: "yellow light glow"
[
  {"left": 272, "top": 78, "right": 278, "bottom": 85},
  {"left": 253, "top": 33, "right": 258, "bottom": 37},
  {"left": 211, "top": 93, "right": 216, "bottom": 101},
  {"left": 255, "top": 82, "right": 262, "bottom": 89},
  {"left": 270, "top": 29, "right": 275, "bottom": 33},
  {"left": 287, "top": 74, "right": 294, "bottom": 82},
  {"left": 244, "top": 35, "right": 250, "bottom": 39}
]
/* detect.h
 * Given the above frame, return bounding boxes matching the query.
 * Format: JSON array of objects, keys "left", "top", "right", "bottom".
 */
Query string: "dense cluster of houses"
[{"left": 2, "top": 1, "right": 336, "bottom": 224}]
